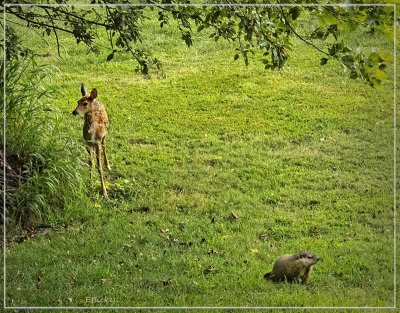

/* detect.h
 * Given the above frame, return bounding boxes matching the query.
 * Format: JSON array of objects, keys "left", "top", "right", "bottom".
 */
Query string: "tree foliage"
[{"left": 1, "top": 0, "right": 398, "bottom": 85}]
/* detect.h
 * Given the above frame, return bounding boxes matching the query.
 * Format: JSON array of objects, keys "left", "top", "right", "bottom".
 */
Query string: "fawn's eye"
[{"left": 83, "top": 102, "right": 88, "bottom": 106}]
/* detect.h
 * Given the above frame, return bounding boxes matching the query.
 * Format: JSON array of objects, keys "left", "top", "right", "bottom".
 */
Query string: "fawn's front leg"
[
  {"left": 87, "top": 145, "right": 94, "bottom": 179},
  {"left": 96, "top": 143, "right": 108, "bottom": 199}
]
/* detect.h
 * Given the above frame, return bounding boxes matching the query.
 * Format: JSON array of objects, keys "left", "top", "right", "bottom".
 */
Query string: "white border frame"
[{"left": 2, "top": 2, "right": 397, "bottom": 310}]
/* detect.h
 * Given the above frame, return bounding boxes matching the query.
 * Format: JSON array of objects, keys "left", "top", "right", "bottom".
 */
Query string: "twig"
[
  {"left": 278, "top": 6, "right": 331, "bottom": 58},
  {"left": 104, "top": 6, "right": 141, "bottom": 64},
  {"left": 9, "top": 9, "right": 75, "bottom": 35},
  {"left": 43, "top": 8, "right": 61, "bottom": 58},
  {"left": 50, "top": 7, "right": 111, "bottom": 28}
]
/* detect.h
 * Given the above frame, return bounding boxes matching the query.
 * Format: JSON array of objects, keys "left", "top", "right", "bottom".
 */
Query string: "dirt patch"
[
  {"left": 12, "top": 223, "right": 69, "bottom": 244},
  {"left": 129, "top": 138, "right": 156, "bottom": 147}
]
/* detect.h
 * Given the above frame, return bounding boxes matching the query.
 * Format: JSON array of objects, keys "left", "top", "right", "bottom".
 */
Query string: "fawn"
[{"left": 72, "top": 83, "right": 110, "bottom": 198}]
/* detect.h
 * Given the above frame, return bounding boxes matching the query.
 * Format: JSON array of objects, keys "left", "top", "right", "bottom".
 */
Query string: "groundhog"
[{"left": 264, "top": 252, "right": 319, "bottom": 284}]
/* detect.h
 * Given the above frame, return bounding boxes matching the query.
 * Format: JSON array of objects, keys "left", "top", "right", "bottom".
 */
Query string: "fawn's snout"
[{"left": 72, "top": 109, "right": 79, "bottom": 116}]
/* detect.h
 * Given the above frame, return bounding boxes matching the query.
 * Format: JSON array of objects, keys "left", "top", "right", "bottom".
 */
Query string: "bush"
[{"left": 1, "top": 56, "right": 90, "bottom": 226}]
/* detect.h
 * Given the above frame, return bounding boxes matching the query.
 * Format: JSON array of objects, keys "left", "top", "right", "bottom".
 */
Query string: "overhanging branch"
[{"left": 279, "top": 6, "right": 331, "bottom": 58}]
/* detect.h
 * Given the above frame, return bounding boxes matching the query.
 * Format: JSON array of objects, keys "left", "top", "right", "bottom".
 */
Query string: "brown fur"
[
  {"left": 264, "top": 252, "right": 319, "bottom": 284},
  {"left": 72, "top": 84, "right": 110, "bottom": 198}
]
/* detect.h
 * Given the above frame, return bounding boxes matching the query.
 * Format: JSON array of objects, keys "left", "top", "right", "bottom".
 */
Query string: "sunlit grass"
[{"left": 4, "top": 9, "right": 397, "bottom": 308}]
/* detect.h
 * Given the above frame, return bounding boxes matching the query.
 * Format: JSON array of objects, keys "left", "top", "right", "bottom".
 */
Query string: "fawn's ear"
[
  {"left": 90, "top": 88, "right": 97, "bottom": 100},
  {"left": 80, "top": 83, "right": 87, "bottom": 96}
]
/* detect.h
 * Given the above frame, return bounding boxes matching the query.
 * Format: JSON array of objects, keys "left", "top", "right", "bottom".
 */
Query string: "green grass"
[{"left": 4, "top": 9, "right": 398, "bottom": 310}]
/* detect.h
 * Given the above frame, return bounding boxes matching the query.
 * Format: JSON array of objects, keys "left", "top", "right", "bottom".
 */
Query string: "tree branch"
[
  {"left": 44, "top": 8, "right": 61, "bottom": 58},
  {"left": 8, "top": 9, "right": 75, "bottom": 35},
  {"left": 279, "top": 6, "right": 331, "bottom": 58},
  {"left": 104, "top": 6, "right": 141, "bottom": 64},
  {"left": 49, "top": 7, "right": 112, "bottom": 29}
]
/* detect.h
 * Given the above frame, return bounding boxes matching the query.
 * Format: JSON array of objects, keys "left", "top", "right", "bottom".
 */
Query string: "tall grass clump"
[{"left": 1, "top": 56, "right": 89, "bottom": 226}]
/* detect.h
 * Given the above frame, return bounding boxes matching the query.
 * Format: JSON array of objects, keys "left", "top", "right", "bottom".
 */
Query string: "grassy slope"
[{"left": 5, "top": 9, "right": 398, "bottom": 310}]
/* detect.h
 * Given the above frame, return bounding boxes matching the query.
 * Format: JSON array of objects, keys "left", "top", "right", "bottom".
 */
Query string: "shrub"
[{"left": 1, "top": 56, "right": 89, "bottom": 226}]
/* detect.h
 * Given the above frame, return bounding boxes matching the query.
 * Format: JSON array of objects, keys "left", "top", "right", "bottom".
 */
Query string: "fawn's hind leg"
[
  {"left": 102, "top": 137, "right": 111, "bottom": 171},
  {"left": 96, "top": 143, "right": 108, "bottom": 199}
]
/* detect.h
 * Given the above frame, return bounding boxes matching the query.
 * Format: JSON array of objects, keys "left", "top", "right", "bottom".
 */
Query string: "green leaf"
[
  {"left": 374, "top": 69, "right": 387, "bottom": 81},
  {"left": 379, "top": 52, "right": 393, "bottom": 62},
  {"left": 182, "top": 32, "right": 193, "bottom": 47},
  {"left": 116, "top": 36, "right": 123, "bottom": 47},
  {"left": 182, "top": 19, "right": 191, "bottom": 29},
  {"left": 350, "top": 70, "right": 358, "bottom": 79},
  {"left": 341, "top": 47, "right": 352, "bottom": 53},
  {"left": 379, "top": 63, "right": 387, "bottom": 71},
  {"left": 319, "top": 11, "right": 338, "bottom": 27},
  {"left": 341, "top": 55, "right": 354, "bottom": 67},
  {"left": 383, "top": 24, "right": 394, "bottom": 42},
  {"left": 107, "top": 53, "right": 114, "bottom": 61},
  {"left": 289, "top": 7, "right": 301, "bottom": 21},
  {"left": 368, "top": 52, "right": 383, "bottom": 64},
  {"left": 311, "top": 28, "right": 327, "bottom": 40}
]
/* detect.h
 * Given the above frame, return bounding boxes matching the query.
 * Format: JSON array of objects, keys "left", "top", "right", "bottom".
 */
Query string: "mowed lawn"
[{"left": 4, "top": 11, "right": 397, "bottom": 309}]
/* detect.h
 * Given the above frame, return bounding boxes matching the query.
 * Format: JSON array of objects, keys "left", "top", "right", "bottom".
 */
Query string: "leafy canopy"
[{"left": 1, "top": 0, "right": 397, "bottom": 86}]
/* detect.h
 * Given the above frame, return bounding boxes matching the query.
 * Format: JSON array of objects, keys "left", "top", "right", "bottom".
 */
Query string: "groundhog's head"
[{"left": 297, "top": 252, "right": 319, "bottom": 266}]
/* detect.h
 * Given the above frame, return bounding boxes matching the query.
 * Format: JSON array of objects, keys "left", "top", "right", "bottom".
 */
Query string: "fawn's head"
[{"left": 72, "top": 83, "right": 98, "bottom": 116}]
